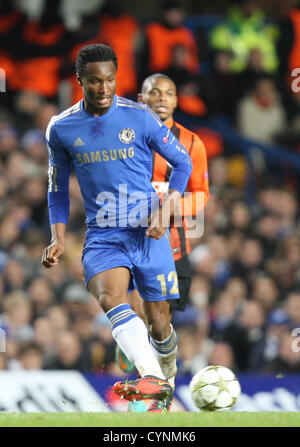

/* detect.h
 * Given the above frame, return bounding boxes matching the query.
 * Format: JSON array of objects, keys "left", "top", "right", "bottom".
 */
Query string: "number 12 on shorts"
[{"left": 157, "top": 271, "right": 179, "bottom": 296}]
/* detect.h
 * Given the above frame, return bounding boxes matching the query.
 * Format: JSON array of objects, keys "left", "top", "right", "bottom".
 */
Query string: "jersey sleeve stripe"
[
  {"left": 117, "top": 103, "right": 146, "bottom": 110},
  {"left": 48, "top": 165, "right": 58, "bottom": 192},
  {"left": 189, "top": 134, "right": 195, "bottom": 154},
  {"left": 147, "top": 108, "right": 163, "bottom": 127},
  {"left": 47, "top": 103, "right": 81, "bottom": 136}
]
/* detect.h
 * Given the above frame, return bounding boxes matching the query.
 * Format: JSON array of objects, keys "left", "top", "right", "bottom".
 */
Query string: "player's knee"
[{"left": 96, "top": 290, "right": 127, "bottom": 313}]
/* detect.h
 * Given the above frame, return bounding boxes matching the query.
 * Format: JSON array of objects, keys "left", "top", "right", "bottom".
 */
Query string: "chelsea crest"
[{"left": 119, "top": 128, "right": 135, "bottom": 144}]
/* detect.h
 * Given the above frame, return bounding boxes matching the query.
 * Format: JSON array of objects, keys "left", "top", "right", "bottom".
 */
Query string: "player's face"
[
  {"left": 141, "top": 78, "right": 177, "bottom": 122},
  {"left": 78, "top": 61, "right": 117, "bottom": 116}
]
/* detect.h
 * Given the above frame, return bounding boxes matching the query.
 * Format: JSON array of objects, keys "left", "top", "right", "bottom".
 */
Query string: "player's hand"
[
  {"left": 146, "top": 189, "right": 181, "bottom": 239},
  {"left": 146, "top": 225, "right": 167, "bottom": 239},
  {"left": 146, "top": 208, "right": 167, "bottom": 239},
  {"left": 41, "top": 241, "right": 64, "bottom": 268}
]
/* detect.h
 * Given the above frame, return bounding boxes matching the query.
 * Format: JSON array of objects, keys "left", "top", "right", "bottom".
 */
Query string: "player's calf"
[
  {"left": 143, "top": 301, "right": 178, "bottom": 390},
  {"left": 149, "top": 324, "right": 178, "bottom": 390}
]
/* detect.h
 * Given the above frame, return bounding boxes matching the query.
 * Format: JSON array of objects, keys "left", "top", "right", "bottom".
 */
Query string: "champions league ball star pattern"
[{"left": 189, "top": 366, "right": 241, "bottom": 411}]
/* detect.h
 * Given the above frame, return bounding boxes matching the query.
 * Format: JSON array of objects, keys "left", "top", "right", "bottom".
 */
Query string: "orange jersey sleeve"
[
  {"left": 182, "top": 132, "right": 209, "bottom": 216},
  {"left": 151, "top": 119, "right": 209, "bottom": 260}
]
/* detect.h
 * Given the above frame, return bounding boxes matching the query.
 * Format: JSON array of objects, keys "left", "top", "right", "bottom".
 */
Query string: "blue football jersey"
[{"left": 46, "top": 95, "right": 192, "bottom": 233}]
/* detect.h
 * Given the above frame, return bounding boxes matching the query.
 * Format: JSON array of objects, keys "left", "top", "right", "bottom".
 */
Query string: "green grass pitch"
[{"left": 0, "top": 412, "right": 299, "bottom": 427}]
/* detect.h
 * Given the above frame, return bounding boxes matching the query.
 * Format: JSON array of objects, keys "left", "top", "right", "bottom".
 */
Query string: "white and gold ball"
[{"left": 189, "top": 366, "right": 241, "bottom": 411}]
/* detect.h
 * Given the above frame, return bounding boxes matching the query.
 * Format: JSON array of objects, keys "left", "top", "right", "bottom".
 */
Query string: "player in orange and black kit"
[
  {"left": 115, "top": 73, "right": 209, "bottom": 392},
  {"left": 138, "top": 73, "right": 209, "bottom": 312}
]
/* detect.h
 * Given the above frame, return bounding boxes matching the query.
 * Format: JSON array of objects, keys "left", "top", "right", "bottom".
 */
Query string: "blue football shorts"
[{"left": 82, "top": 227, "right": 180, "bottom": 302}]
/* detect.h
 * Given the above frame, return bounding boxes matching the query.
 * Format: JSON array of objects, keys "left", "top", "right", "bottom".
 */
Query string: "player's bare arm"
[{"left": 41, "top": 222, "right": 66, "bottom": 268}]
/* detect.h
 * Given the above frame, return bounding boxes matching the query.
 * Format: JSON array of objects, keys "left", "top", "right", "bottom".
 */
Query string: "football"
[{"left": 189, "top": 366, "right": 241, "bottom": 411}]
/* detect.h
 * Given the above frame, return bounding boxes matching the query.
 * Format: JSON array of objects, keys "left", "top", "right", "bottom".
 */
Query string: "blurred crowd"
[{"left": 1, "top": 0, "right": 300, "bottom": 376}]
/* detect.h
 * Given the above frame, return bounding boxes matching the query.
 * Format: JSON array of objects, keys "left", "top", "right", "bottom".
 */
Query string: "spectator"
[
  {"left": 47, "top": 330, "right": 93, "bottom": 371},
  {"left": 250, "top": 308, "right": 291, "bottom": 371},
  {"left": 18, "top": 342, "right": 44, "bottom": 370},
  {"left": 46, "top": 305, "right": 70, "bottom": 332},
  {"left": 177, "top": 325, "right": 213, "bottom": 375},
  {"left": 188, "top": 274, "right": 211, "bottom": 310},
  {"left": 0, "top": 216, "right": 22, "bottom": 251},
  {"left": 163, "top": 45, "right": 210, "bottom": 118},
  {"left": 251, "top": 274, "right": 280, "bottom": 312},
  {"left": 263, "top": 330, "right": 300, "bottom": 373},
  {"left": 33, "top": 316, "right": 57, "bottom": 367},
  {"left": 226, "top": 231, "right": 247, "bottom": 263},
  {"left": 22, "top": 229, "right": 49, "bottom": 279},
  {"left": 27, "top": 278, "right": 55, "bottom": 316},
  {"left": 5, "top": 152, "right": 33, "bottom": 194},
  {"left": 19, "top": 177, "right": 47, "bottom": 226},
  {"left": 237, "top": 47, "right": 270, "bottom": 97},
  {"left": 42, "top": 262, "right": 70, "bottom": 297},
  {"left": 4, "top": 338, "right": 21, "bottom": 370},
  {"left": 211, "top": 291, "right": 240, "bottom": 334},
  {"left": 97, "top": 0, "right": 140, "bottom": 98},
  {"left": 276, "top": 2, "right": 300, "bottom": 99},
  {"left": 9, "top": 0, "right": 68, "bottom": 100},
  {"left": 0, "top": 124, "right": 20, "bottom": 161},
  {"left": 70, "top": 311, "right": 108, "bottom": 373},
  {"left": 237, "top": 299, "right": 267, "bottom": 369},
  {"left": 231, "top": 237, "right": 265, "bottom": 287},
  {"left": 228, "top": 200, "right": 252, "bottom": 233},
  {"left": 67, "top": 0, "right": 140, "bottom": 103},
  {"left": 208, "top": 341, "right": 237, "bottom": 371},
  {"left": 285, "top": 291, "right": 300, "bottom": 327},
  {"left": 225, "top": 277, "right": 248, "bottom": 306},
  {"left": 236, "top": 76, "right": 287, "bottom": 144},
  {"left": 208, "top": 49, "right": 241, "bottom": 118},
  {"left": 208, "top": 157, "right": 230, "bottom": 196},
  {"left": 2, "top": 292, "right": 33, "bottom": 342},
  {"left": 13, "top": 91, "right": 45, "bottom": 133},
  {"left": 216, "top": 299, "right": 266, "bottom": 371},
  {"left": 0, "top": 1, "right": 24, "bottom": 104},
  {"left": 253, "top": 212, "right": 282, "bottom": 259},
  {"left": 210, "top": 0, "right": 279, "bottom": 73},
  {"left": 63, "top": 284, "right": 93, "bottom": 319},
  {"left": 268, "top": 235, "right": 300, "bottom": 291},
  {"left": 142, "top": 0, "right": 199, "bottom": 79},
  {"left": 256, "top": 189, "right": 298, "bottom": 234}
]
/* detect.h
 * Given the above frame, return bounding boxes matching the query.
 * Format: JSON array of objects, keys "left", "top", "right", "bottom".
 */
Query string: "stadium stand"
[{"left": 1, "top": 0, "right": 300, "bottom": 376}]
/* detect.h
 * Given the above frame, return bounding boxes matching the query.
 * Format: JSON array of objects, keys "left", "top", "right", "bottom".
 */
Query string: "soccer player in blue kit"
[{"left": 41, "top": 44, "right": 192, "bottom": 412}]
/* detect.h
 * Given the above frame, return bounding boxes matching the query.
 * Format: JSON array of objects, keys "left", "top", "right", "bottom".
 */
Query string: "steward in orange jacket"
[
  {"left": 69, "top": 10, "right": 139, "bottom": 104},
  {"left": 10, "top": 4, "right": 67, "bottom": 98},
  {"left": 277, "top": 7, "right": 300, "bottom": 92},
  {"left": 0, "top": 4, "right": 24, "bottom": 94},
  {"left": 142, "top": 1, "right": 199, "bottom": 80}
]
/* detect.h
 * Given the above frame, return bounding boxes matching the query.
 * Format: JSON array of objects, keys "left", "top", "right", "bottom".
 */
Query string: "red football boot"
[{"left": 113, "top": 375, "right": 173, "bottom": 402}]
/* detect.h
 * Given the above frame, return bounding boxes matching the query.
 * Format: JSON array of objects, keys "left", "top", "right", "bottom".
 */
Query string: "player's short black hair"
[
  {"left": 141, "top": 73, "right": 175, "bottom": 93},
  {"left": 161, "top": 0, "right": 183, "bottom": 11},
  {"left": 75, "top": 43, "right": 118, "bottom": 78}
]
